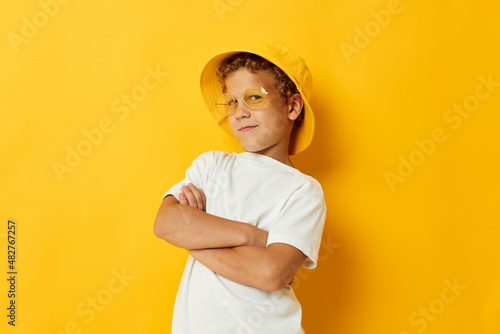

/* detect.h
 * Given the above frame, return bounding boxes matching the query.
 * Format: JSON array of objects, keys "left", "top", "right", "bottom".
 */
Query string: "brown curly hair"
[{"left": 216, "top": 53, "right": 303, "bottom": 128}]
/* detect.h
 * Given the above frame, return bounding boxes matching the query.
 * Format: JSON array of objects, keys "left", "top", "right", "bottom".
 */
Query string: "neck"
[{"left": 249, "top": 146, "right": 295, "bottom": 168}]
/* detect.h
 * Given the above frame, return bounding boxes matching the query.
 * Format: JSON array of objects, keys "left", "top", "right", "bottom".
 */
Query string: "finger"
[
  {"left": 198, "top": 188, "right": 207, "bottom": 212},
  {"left": 178, "top": 192, "right": 188, "bottom": 205},
  {"left": 187, "top": 183, "right": 204, "bottom": 210},
  {"left": 181, "top": 185, "right": 199, "bottom": 209}
]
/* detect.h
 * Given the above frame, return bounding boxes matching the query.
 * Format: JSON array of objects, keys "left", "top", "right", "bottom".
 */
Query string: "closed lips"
[{"left": 239, "top": 126, "right": 258, "bottom": 132}]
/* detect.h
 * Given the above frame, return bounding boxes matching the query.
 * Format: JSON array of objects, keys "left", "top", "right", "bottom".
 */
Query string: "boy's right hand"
[
  {"left": 179, "top": 183, "right": 269, "bottom": 249},
  {"left": 179, "top": 183, "right": 206, "bottom": 212},
  {"left": 253, "top": 228, "right": 269, "bottom": 248}
]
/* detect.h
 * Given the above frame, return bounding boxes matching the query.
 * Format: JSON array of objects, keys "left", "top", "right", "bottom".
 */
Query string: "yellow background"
[{"left": 1, "top": 0, "right": 499, "bottom": 333}]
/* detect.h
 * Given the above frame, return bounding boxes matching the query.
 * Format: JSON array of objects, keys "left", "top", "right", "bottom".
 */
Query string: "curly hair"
[{"left": 216, "top": 53, "right": 303, "bottom": 128}]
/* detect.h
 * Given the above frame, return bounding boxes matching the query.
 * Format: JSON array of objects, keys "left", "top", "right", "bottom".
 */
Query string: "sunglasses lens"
[
  {"left": 215, "top": 87, "right": 270, "bottom": 115},
  {"left": 243, "top": 87, "right": 268, "bottom": 108},
  {"left": 215, "top": 93, "right": 235, "bottom": 115}
]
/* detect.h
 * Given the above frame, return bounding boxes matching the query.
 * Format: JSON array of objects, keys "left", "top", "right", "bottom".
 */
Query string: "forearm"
[
  {"left": 154, "top": 195, "right": 265, "bottom": 250},
  {"left": 189, "top": 246, "right": 276, "bottom": 291},
  {"left": 189, "top": 244, "right": 302, "bottom": 292}
]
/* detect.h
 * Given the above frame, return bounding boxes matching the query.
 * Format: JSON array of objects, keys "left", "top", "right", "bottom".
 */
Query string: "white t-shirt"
[{"left": 163, "top": 151, "right": 326, "bottom": 334}]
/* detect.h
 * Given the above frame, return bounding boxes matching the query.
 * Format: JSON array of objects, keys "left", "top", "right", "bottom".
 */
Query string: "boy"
[{"left": 154, "top": 41, "right": 326, "bottom": 333}]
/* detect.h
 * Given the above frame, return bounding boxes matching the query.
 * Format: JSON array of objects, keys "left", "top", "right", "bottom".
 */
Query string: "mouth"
[{"left": 239, "top": 125, "right": 258, "bottom": 132}]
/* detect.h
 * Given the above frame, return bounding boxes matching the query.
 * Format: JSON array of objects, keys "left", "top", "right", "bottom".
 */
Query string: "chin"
[
  {"left": 242, "top": 143, "right": 274, "bottom": 154},
  {"left": 242, "top": 145, "right": 263, "bottom": 153},
  {"left": 238, "top": 139, "right": 258, "bottom": 152}
]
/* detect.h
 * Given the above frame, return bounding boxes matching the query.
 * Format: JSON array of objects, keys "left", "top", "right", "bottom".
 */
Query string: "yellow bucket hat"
[{"left": 200, "top": 41, "right": 314, "bottom": 155}]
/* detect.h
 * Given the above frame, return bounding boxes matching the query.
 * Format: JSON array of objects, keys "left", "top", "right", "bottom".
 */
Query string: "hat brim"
[{"left": 200, "top": 48, "right": 314, "bottom": 155}]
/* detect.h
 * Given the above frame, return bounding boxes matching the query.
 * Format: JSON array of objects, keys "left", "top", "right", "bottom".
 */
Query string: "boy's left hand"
[{"left": 179, "top": 183, "right": 206, "bottom": 212}]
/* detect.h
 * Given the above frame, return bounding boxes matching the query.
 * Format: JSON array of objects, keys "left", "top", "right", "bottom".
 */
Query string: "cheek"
[
  {"left": 266, "top": 110, "right": 291, "bottom": 132},
  {"left": 228, "top": 117, "right": 238, "bottom": 133}
]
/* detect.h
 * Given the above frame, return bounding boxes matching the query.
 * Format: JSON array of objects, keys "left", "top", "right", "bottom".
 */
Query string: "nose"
[{"left": 232, "top": 99, "right": 251, "bottom": 120}]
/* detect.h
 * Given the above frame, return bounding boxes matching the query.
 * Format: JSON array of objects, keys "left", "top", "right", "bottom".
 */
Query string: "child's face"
[{"left": 225, "top": 68, "right": 298, "bottom": 162}]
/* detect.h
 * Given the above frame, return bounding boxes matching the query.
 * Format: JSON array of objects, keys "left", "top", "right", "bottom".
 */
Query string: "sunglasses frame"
[{"left": 215, "top": 86, "right": 281, "bottom": 116}]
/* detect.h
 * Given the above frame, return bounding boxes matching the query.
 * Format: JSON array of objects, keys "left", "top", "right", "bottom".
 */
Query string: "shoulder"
[
  {"left": 286, "top": 167, "right": 325, "bottom": 200},
  {"left": 192, "top": 150, "right": 230, "bottom": 162},
  {"left": 190, "top": 150, "right": 236, "bottom": 169},
  {"left": 294, "top": 173, "right": 325, "bottom": 202}
]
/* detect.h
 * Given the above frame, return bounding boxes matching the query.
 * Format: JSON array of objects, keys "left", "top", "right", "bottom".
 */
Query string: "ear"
[{"left": 287, "top": 93, "right": 304, "bottom": 121}]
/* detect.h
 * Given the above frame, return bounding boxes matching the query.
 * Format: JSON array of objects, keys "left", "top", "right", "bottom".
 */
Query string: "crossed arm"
[{"left": 153, "top": 183, "right": 306, "bottom": 292}]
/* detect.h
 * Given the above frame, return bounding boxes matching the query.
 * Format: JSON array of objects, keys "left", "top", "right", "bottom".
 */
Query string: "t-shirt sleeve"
[
  {"left": 266, "top": 179, "right": 327, "bottom": 269},
  {"left": 162, "top": 151, "right": 217, "bottom": 201}
]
